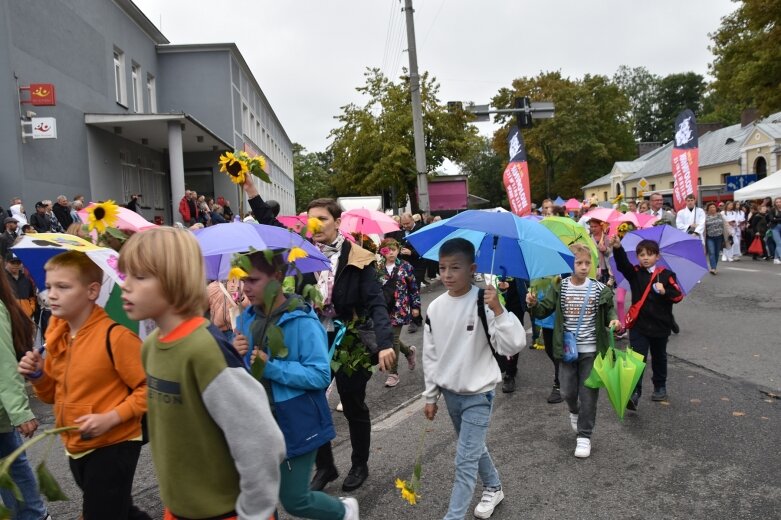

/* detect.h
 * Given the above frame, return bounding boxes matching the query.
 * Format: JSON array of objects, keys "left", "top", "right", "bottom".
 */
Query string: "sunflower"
[
  {"left": 287, "top": 246, "right": 309, "bottom": 262},
  {"left": 395, "top": 478, "right": 420, "bottom": 505},
  {"left": 228, "top": 267, "right": 248, "bottom": 281},
  {"left": 306, "top": 217, "right": 323, "bottom": 234},
  {"left": 218, "top": 152, "right": 249, "bottom": 185},
  {"left": 86, "top": 200, "right": 120, "bottom": 234}
]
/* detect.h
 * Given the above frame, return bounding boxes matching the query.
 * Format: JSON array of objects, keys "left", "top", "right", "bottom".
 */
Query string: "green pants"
[
  {"left": 279, "top": 449, "right": 345, "bottom": 519},
  {"left": 390, "top": 324, "right": 413, "bottom": 374}
]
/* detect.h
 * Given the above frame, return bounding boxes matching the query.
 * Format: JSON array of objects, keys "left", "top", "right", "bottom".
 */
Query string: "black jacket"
[
  {"left": 248, "top": 195, "right": 284, "bottom": 228},
  {"left": 52, "top": 203, "right": 73, "bottom": 229},
  {"left": 613, "top": 246, "right": 683, "bottom": 338},
  {"left": 29, "top": 212, "right": 51, "bottom": 233}
]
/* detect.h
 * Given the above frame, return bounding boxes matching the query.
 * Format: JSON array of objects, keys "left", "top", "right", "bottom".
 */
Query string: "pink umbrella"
[
  {"left": 584, "top": 207, "right": 620, "bottom": 223},
  {"left": 636, "top": 213, "right": 660, "bottom": 229},
  {"left": 564, "top": 198, "right": 582, "bottom": 211},
  {"left": 339, "top": 208, "right": 400, "bottom": 235},
  {"left": 277, "top": 215, "right": 307, "bottom": 232},
  {"left": 78, "top": 204, "right": 157, "bottom": 232}
]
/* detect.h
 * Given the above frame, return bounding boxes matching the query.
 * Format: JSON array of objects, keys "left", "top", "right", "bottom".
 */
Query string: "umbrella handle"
[{"left": 489, "top": 235, "right": 499, "bottom": 278}]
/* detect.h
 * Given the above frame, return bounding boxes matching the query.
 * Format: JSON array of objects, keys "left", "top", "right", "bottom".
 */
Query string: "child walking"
[
  {"left": 17, "top": 251, "right": 149, "bottom": 520},
  {"left": 527, "top": 244, "right": 620, "bottom": 458},
  {"left": 377, "top": 238, "right": 420, "bottom": 387},
  {"left": 233, "top": 250, "right": 359, "bottom": 519},
  {"left": 118, "top": 228, "right": 285, "bottom": 520},
  {"left": 423, "top": 238, "right": 525, "bottom": 519},
  {"left": 611, "top": 236, "right": 683, "bottom": 407}
]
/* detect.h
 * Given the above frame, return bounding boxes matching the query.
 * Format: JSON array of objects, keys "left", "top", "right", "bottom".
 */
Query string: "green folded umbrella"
[{"left": 585, "top": 329, "right": 647, "bottom": 420}]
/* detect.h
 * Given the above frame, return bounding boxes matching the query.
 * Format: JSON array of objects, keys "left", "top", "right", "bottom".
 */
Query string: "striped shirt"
[{"left": 560, "top": 278, "right": 604, "bottom": 353}]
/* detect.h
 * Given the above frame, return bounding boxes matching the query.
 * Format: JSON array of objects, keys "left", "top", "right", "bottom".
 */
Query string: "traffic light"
[{"left": 514, "top": 97, "right": 532, "bottom": 128}]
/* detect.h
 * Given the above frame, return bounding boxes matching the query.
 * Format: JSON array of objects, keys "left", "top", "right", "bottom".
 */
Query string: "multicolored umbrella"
[
  {"left": 405, "top": 210, "right": 575, "bottom": 280},
  {"left": 339, "top": 208, "right": 399, "bottom": 235},
  {"left": 608, "top": 225, "right": 708, "bottom": 294},
  {"left": 539, "top": 216, "right": 598, "bottom": 278},
  {"left": 193, "top": 222, "right": 330, "bottom": 280}
]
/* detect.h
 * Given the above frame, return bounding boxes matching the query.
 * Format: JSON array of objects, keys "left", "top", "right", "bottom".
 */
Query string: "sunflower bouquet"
[
  {"left": 616, "top": 222, "right": 636, "bottom": 239},
  {"left": 80, "top": 200, "right": 131, "bottom": 249},
  {"left": 218, "top": 151, "right": 270, "bottom": 185}
]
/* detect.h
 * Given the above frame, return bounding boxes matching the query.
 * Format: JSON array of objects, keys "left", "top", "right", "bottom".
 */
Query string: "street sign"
[
  {"left": 638, "top": 177, "right": 649, "bottom": 191},
  {"left": 31, "top": 117, "right": 56, "bottom": 139},
  {"left": 725, "top": 174, "right": 757, "bottom": 192}
]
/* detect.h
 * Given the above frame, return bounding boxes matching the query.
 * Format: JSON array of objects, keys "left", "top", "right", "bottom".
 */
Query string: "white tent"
[{"left": 734, "top": 169, "right": 781, "bottom": 200}]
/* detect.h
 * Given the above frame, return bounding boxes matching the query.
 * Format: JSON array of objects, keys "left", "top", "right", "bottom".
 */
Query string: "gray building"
[{"left": 0, "top": 0, "right": 294, "bottom": 223}]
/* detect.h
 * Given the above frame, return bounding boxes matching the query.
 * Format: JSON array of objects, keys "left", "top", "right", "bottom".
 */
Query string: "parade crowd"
[{"left": 1, "top": 182, "right": 780, "bottom": 520}]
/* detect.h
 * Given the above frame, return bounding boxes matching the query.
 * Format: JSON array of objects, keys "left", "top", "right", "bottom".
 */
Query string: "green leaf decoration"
[
  {"left": 251, "top": 356, "right": 266, "bottom": 380},
  {"left": 262, "top": 279, "right": 282, "bottom": 315},
  {"left": 330, "top": 360, "right": 342, "bottom": 372},
  {"left": 0, "top": 472, "right": 21, "bottom": 501},
  {"left": 0, "top": 503, "right": 11, "bottom": 520},
  {"left": 262, "top": 249, "right": 275, "bottom": 265},
  {"left": 265, "top": 323, "right": 288, "bottom": 359},
  {"left": 104, "top": 226, "right": 128, "bottom": 241},
  {"left": 36, "top": 462, "right": 68, "bottom": 501}
]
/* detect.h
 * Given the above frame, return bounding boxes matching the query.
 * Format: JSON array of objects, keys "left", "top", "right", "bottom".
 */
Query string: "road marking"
[{"left": 722, "top": 267, "right": 761, "bottom": 273}]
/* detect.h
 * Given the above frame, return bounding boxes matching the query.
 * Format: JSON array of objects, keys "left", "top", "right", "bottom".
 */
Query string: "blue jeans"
[
  {"left": 706, "top": 235, "right": 724, "bottom": 269},
  {"left": 771, "top": 225, "right": 781, "bottom": 260},
  {"left": 0, "top": 430, "right": 48, "bottom": 520},
  {"left": 441, "top": 390, "right": 501, "bottom": 520}
]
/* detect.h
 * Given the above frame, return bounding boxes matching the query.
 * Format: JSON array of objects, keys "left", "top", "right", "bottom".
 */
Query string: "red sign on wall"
[{"left": 28, "top": 83, "right": 56, "bottom": 106}]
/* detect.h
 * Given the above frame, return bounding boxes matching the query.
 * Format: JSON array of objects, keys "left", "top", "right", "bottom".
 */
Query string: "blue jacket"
[{"left": 238, "top": 301, "right": 335, "bottom": 458}]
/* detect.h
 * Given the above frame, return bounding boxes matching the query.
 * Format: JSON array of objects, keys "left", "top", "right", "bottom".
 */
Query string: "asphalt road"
[{"left": 24, "top": 266, "right": 781, "bottom": 519}]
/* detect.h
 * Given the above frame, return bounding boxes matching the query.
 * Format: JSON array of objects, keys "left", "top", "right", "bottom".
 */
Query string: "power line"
[
  {"left": 420, "top": 0, "right": 445, "bottom": 48},
  {"left": 381, "top": 0, "right": 399, "bottom": 75}
]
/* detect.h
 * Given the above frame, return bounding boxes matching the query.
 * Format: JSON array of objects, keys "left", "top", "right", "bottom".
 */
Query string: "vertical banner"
[
  {"left": 503, "top": 126, "right": 532, "bottom": 216},
  {"left": 671, "top": 109, "right": 699, "bottom": 212}
]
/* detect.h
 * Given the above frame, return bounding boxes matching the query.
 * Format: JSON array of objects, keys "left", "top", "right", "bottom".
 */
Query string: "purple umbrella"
[
  {"left": 608, "top": 225, "right": 707, "bottom": 294},
  {"left": 193, "top": 222, "right": 330, "bottom": 280}
]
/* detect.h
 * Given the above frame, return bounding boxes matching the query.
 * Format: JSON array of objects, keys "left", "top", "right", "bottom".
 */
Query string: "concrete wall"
[{"left": 0, "top": 0, "right": 161, "bottom": 205}]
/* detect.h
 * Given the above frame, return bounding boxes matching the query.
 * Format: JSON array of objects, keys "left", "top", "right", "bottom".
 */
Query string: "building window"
[
  {"left": 113, "top": 49, "right": 126, "bottom": 106},
  {"left": 242, "top": 104, "right": 249, "bottom": 137},
  {"left": 632, "top": 187, "right": 637, "bottom": 198},
  {"left": 721, "top": 173, "right": 730, "bottom": 184},
  {"left": 649, "top": 184, "right": 656, "bottom": 191},
  {"left": 603, "top": 191, "right": 608, "bottom": 200},
  {"left": 131, "top": 64, "right": 142, "bottom": 112},
  {"left": 146, "top": 74, "right": 157, "bottom": 113},
  {"left": 669, "top": 181, "right": 675, "bottom": 189}
]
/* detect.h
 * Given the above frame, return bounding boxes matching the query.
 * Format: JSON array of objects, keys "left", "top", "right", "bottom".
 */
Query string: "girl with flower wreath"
[{"left": 377, "top": 237, "right": 420, "bottom": 387}]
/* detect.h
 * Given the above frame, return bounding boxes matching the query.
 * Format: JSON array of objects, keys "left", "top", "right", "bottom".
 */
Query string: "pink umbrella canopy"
[
  {"left": 564, "top": 198, "right": 582, "bottom": 211},
  {"left": 584, "top": 207, "right": 620, "bottom": 223},
  {"left": 78, "top": 204, "right": 157, "bottom": 232},
  {"left": 277, "top": 214, "right": 308, "bottom": 232},
  {"left": 339, "top": 208, "right": 400, "bottom": 235}
]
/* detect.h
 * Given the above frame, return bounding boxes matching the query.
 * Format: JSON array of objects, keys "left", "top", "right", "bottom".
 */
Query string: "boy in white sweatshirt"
[{"left": 423, "top": 238, "right": 526, "bottom": 520}]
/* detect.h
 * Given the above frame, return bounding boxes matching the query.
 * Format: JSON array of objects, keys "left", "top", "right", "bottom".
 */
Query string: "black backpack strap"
[
  {"left": 105, "top": 323, "right": 120, "bottom": 366},
  {"left": 476, "top": 289, "right": 495, "bottom": 355}
]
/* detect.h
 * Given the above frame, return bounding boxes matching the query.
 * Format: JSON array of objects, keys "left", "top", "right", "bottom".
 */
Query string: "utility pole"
[{"left": 403, "top": 0, "right": 429, "bottom": 213}]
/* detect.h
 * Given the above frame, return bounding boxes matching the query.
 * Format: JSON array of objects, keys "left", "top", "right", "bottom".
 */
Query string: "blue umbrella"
[
  {"left": 193, "top": 222, "right": 330, "bottom": 279},
  {"left": 554, "top": 196, "right": 566, "bottom": 206},
  {"left": 406, "top": 210, "right": 575, "bottom": 280}
]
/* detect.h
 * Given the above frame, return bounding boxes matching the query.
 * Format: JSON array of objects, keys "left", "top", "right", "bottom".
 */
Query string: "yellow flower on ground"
[
  {"left": 395, "top": 479, "right": 419, "bottom": 505},
  {"left": 307, "top": 217, "right": 323, "bottom": 234},
  {"left": 287, "top": 247, "right": 309, "bottom": 262},
  {"left": 228, "top": 267, "right": 248, "bottom": 281},
  {"left": 218, "top": 152, "right": 249, "bottom": 185},
  {"left": 86, "top": 200, "right": 120, "bottom": 234}
]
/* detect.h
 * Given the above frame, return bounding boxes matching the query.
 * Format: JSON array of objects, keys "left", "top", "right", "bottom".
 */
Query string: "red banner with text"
[
  {"left": 671, "top": 109, "right": 699, "bottom": 211},
  {"left": 503, "top": 160, "right": 532, "bottom": 216}
]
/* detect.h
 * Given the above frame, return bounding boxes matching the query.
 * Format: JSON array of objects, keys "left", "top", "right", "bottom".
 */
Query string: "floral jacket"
[{"left": 377, "top": 258, "right": 421, "bottom": 326}]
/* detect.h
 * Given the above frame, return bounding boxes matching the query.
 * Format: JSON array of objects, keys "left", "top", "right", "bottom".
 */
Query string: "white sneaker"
[
  {"left": 569, "top": 412, "right": 578, "bottom": 432},
  {"left": 574, "top": 437, "right": 591, "bottom": 458},
  {"left": 340, "top": 497, "right": 360, "bottom": 520},
  {"left": 473, "top": 488, "right": 504, "bottom": 519},
  {"left": 721, "top": 254, "right": 727, "bottom": 262},
  {"left": 774, "top": 258, "right": 781, "bottom": 265},
  {"left": 336, "top": 401, "right": 343, "bottom": 412}
]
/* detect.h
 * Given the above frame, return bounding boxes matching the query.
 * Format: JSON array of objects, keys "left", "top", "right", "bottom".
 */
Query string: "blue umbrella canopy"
[{"left": 406, "top": 210, "right": 574, "bottom": 280}]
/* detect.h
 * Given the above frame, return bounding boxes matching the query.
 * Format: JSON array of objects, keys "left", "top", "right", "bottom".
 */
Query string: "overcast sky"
[{"left": 134, "top": 0, "right": 737, "bottom": 153}]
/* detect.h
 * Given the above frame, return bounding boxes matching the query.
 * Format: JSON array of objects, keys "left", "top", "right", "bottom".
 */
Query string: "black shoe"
[
  {"left": 342, "top": 465, "right": 369, "bottom": 492},
  {"left": 310, "top": 466, "right": 339, "bottom": 491},
  {"left": 651, "top": 387, "right": 668, "bottom": 401},
  {"left": 627, "top": 391, "right": 640, "bottom": 411},
  {"left": 547, "top": 385, "right": 563, "bottom": 403},
  {"left": 502, "top": 375, "right": 516, "bottom": 393},
  {"left": 671, "top": 318, "right": 680, "bottom": 335}
]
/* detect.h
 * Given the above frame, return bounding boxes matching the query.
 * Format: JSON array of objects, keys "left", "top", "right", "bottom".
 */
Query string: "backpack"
[
  {"left": 382, "top": 265, "right": 398, "bottom": 311},
  {"left": 425, "top": 288, "right": 496, "bottom": 363},
  {"left": 105, "top": 323, "right": 148, "bottom": 444}
]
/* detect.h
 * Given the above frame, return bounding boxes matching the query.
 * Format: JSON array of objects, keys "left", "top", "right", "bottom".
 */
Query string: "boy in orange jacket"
[{"left": 18, "top": 251, "right": 149, "bottom": 520}]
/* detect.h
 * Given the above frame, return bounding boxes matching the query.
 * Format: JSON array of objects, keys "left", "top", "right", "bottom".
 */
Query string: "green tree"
[
  {"left": 328, "top": 68, "right": 479, "bottom": 213},
  {"left": 292, "top": 143, "right": 336, "bottom": 214},
  {"left": 491, "top": 72, "right": 635, "bottom": 201},
  {"left": 613, "top": 65, "right": 662, "bottom": 142},
  {"left": 708, "top": 0, "right": 781, "bottom": 120},
  {"left": 656, "top": 72, "right": 707, "bottom": 142},
  {"left": 460, "top": 137, "right": 507, "bottom": 208}
]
